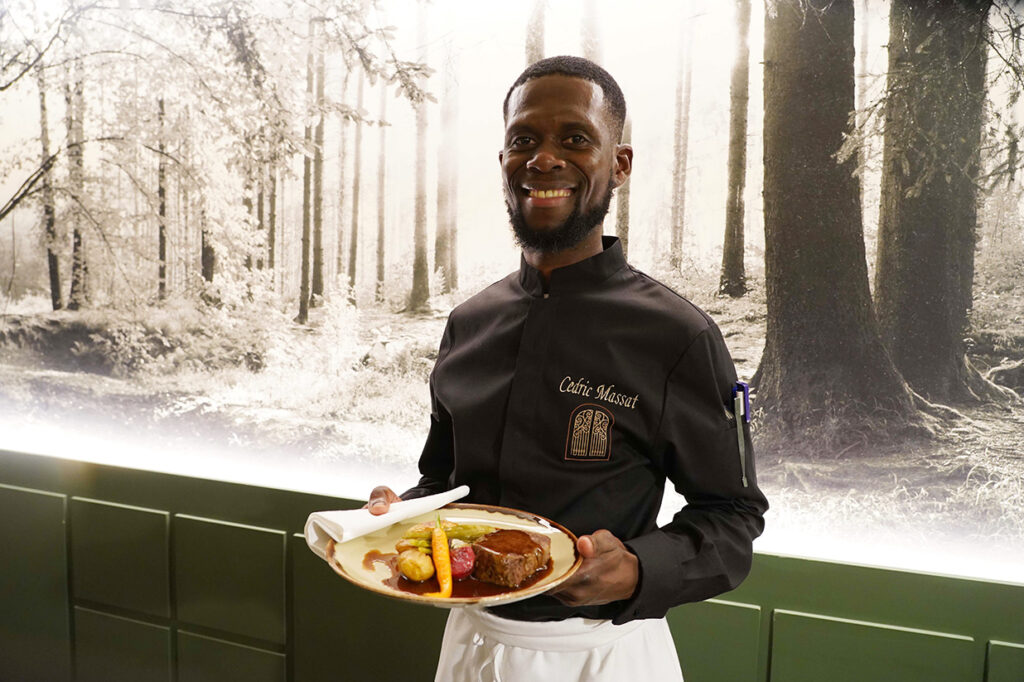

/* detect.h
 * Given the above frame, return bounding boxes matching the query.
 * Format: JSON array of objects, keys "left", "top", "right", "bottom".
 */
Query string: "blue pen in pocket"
[{"left": 732, "top": 381, "right": 750, "bottom": 487}]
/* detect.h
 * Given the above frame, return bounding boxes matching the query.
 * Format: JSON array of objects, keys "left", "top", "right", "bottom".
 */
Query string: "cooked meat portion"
[{"left": 471, "top": 529, "right": 551, "bottom": 588}]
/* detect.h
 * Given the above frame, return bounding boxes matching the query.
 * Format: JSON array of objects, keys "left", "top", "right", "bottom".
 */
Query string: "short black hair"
[{"left": 502, "top": 56, "right": 627, "bottom": 141}]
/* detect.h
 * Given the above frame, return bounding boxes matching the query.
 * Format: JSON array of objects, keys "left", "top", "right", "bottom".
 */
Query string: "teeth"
[{"left": 529, "top": 189, "right": 572, "bottom": 198}]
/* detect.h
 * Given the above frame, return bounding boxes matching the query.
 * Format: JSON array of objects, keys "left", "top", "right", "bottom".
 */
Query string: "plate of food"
[{"left": 325, "top": 503, "right": 582, "bottom": 607}]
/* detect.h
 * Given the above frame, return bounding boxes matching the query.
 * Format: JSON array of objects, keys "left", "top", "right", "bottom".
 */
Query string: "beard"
[{"left": 506, "top": 176, "right": 615, "bottom": 253}]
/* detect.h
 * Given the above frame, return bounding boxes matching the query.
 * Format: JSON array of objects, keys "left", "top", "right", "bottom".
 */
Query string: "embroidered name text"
[{"left": 559, "top": 375, "right": 639, "bottom": 409}]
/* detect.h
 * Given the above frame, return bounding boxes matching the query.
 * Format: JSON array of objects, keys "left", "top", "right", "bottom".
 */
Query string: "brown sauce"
[
  {"left": 363, "top": 549, "right": 398, "bottom": 572},
  {"left": 474, "top": 529, "right": 545, "bottom": 557},
  {"left": 365, "top": 548, "right": 554, "bottom": 598}
]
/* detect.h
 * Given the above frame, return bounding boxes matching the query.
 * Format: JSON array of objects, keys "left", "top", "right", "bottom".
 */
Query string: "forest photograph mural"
[{"left": 1, "top": 0, "right": 1022, "bottom": 581}]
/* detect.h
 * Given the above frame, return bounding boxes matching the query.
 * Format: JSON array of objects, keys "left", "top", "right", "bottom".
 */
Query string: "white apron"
[{"left": 434, "top": 607, "right": 685, "bottom": 682}]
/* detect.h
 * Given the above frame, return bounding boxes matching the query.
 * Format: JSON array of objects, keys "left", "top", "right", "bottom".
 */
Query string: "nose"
[{"left": 526, "top": 141, "right": 565, "bottom": 173}]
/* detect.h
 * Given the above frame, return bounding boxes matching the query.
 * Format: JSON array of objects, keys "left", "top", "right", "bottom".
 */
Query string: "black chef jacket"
[{"left": 402, "top": 236, "right": 768, "bottom": 624}]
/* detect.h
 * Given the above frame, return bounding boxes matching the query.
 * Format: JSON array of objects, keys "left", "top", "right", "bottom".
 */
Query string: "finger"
[
  {"left": 550, "top": 558, "right": 589, "bottom": 595},
  {"left": 549, "top": 577, "right": 587, "bottom": 605},
  {"left": 577, "top": 534, "right": 595, "bottom": 558},
  {"left": 578, "top": 529, "right": 619, "bottom": 557},
  {"left": 551, "top": 589, "right": 583, "bottom": 606},
  {"left": 367, "top": 486, "right": 396, "bottom": 515}
]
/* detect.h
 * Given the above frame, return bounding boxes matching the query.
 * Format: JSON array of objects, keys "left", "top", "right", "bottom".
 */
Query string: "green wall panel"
[
  {"left": 74, "top": 607, "right": 170, "bottom": 682},
  {"left": 668, "top": 599, "right": 761, "bottom": 682},
  {"left": 0, "top": 484, "right": 71, "bottom": 682},
  {"left": 174, "top": 514, "right": 287, "bottom": 644},
  {"left": 290, "top": 534, "right": 448, "bottom": 682},
  {"left": 770, "top": 609, "right": 976, "bottom": 682},
  {"left": 987, "top": 640, "right": 1024, "bottom": 682},
  {"left": 5, "top": 450, "right": 1024, "bottom": 682},
  {"left": 178, "top": 630, "right": 285, "bottom": 682},
  {"left": 730, "top": 553, "right": 1024, "bottom": 647},
  {"left": 71, "top": 498, "right": 170, "bottom": 617}
]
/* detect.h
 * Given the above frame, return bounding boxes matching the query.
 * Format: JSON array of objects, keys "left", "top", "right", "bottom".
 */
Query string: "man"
[{"left": 368, "top": 56, "right": 767, "bottom": 681}]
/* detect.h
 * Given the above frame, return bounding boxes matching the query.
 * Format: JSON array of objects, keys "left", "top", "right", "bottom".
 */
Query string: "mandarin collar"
[{"left": 518, "top": 236, "right": 628, "bottom": 297}]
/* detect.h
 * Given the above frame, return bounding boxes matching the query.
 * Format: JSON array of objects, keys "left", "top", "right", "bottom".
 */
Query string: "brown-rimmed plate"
[{"left": 325, "top": 503, "right": 582, "bottom": 607}]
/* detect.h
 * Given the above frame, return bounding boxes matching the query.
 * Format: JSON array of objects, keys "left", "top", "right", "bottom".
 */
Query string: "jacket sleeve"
[
  {"left": 400, "top": 319, "right": 456, "bottom": 501},
  {"left": 615, "top": 323, "right": 768, "bottom": 624}
]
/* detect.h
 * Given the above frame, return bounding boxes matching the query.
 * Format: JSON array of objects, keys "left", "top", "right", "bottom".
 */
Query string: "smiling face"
[{"left": 500, "top": 75, "right": 632, "bottom": 253}]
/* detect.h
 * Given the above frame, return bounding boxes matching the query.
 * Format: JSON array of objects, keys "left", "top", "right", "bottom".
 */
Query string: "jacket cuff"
[{"left": 614, "top": 530, "right": 677, "bottom": 624}]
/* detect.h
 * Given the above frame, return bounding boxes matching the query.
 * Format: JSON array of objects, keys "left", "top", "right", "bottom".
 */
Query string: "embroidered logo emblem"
[{"left": 565, "top": 403, "right": 614, "bottom": 461}]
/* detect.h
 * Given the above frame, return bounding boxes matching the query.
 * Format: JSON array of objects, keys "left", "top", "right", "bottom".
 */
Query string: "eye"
[
  {"left": 509, "top": 135, "right": 534, "bottom": 148},
  {"left": 566, "top": 134, "right": 589, "bottom": 146}
]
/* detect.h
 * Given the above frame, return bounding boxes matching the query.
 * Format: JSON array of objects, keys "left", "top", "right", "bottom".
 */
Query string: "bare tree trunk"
[
  {"left": 857, "top": 0, "right": 871, "bottom": 227},
  {"left": 298, "top": 20, "right": 315, "bottom": 324},
  {"left": 347, "top": 73, "right": 365, "bottom": 305},
  {"left": 201, "top": 210, "right": 215, "bottom": 283},
  {"left": 448, "top": 193, "right": 458, "bottom": 292},
  {"left": 669, "top": 32, "right": 692, "bottom": 271},
  {"left": 158, "top": 98, "right": 167, "bottom": 300},
  {"left": 66, "top": 61, "right": 87, "bottom": 310},
  {"left": 244, "top": 183, "right": 255, "bottom": 273},
  {"left": 254, "top": 161, "right": 265, "bottom": 273},
  {"left": 36, "top": 65, "right": 62, "bottom": 310},
  {"left": 183, "top": 173, "right": 190, "bottom": 284},
  {"left": 614, "top": 117, "right": 632, "bottom": 259},
  {"left": 669, "top": 75, "right": 683, "bottom": 267},
  {"left": 857, "top": 0, "right": 870, "bottom": 114},
  {"left": 336, "top": 71, "right": 350, "bottom": 282},
  {"left": 582, "top": 0, "right": 601, "bottom": 62},
  {"left": 376, "top": 84, "right": 387, "bottom": 303},
  {"left": 435, "top": 43, "right": 458, "bottom": 294},
  {"left": 268, "top": 165, "right": 277, "bottom": 272},
  {"left": 311, "top": 35, "right": 326, "bottom": 306},
  {"left": 759, "top": 0, "right": 921, "bottom": 448},
  {"left": 874, "top": 0, "right": 997, "bottom": 402},
  {"left": 408, "top": 0, "right": 431, "bottom": 312},
  {"left": 174, "top": 148, "right": 182, "bottom": 291},
  {"left": 276, "top": 175, "right": 284, "bottom": 292},
  {"left": 256, "top": 176, "right": 264, "bottom": 271},
  {"left": 183, "top": 110, "right": 193, "bottom": 284},
  {"left": 526, "top": 0, "right": 545, "bottom": 65},
  {"left": 719, "top": 0, "right": 751, "bottom": 297}
]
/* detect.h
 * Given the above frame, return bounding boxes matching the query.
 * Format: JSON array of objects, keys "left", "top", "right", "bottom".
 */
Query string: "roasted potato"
[{"left": 397, "top": 549, "right": 435, "bottom": 582}]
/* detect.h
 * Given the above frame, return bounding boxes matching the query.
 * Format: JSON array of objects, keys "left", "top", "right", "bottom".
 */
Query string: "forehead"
[{"left": 505, "top": 75, "right": 611, "bottom": 133}]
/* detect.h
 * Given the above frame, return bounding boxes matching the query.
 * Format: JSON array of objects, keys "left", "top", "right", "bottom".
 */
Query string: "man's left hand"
[{"left": 549, "top": 529, "right": 639, "bottom": 606}]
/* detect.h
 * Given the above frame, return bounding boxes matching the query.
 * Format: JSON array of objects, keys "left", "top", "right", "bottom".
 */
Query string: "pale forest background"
[{"left": 1, "top": 0, "right": 1023, "bottom": 580}]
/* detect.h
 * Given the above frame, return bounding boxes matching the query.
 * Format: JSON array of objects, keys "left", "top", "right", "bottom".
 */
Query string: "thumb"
[
  {"left": 578, "top": 530, "right": 620, "bottom": 558},
  {"left": 577, "top": 534, "right": 596, "bottom": 558}
]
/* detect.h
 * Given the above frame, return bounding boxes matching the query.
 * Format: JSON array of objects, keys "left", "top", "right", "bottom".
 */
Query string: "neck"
[{"left": 522, "top": 228, "right": 605, "bottom": 286}]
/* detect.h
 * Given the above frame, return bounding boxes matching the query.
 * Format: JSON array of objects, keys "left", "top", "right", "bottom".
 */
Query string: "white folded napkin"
[{"left": 304, "top": 485, "right": 470, "bottom": 560}]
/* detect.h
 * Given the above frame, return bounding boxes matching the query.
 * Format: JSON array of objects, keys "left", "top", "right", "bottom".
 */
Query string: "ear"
[
  {"left": 498, "top": 150, "right": 504, "bottom": 165},
  {"left": 612, "top": 144, "right": 633, "bottom": 189}
]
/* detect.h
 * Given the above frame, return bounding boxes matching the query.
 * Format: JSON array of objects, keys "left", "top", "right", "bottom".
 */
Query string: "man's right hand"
[{"left": 365, "top": 486, "right": 402, "bottom": 515}]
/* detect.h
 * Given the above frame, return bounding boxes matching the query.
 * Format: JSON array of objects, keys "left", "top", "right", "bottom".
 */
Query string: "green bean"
[
  {"left": 447, "top": 524, "right": 496, "bottom": 541},
  {"left": 402, "top": 523, "right": 495, "bottom": 542}
]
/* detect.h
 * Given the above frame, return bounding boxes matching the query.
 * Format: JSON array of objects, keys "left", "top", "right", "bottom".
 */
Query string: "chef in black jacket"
[{"left": 368, "top": 55, "right": 768, "bottom": 681}]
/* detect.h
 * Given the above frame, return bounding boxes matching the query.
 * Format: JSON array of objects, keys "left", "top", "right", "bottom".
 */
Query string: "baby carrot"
[{"left": 424, "top": 513, "right": 452, "bottom": 598}]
